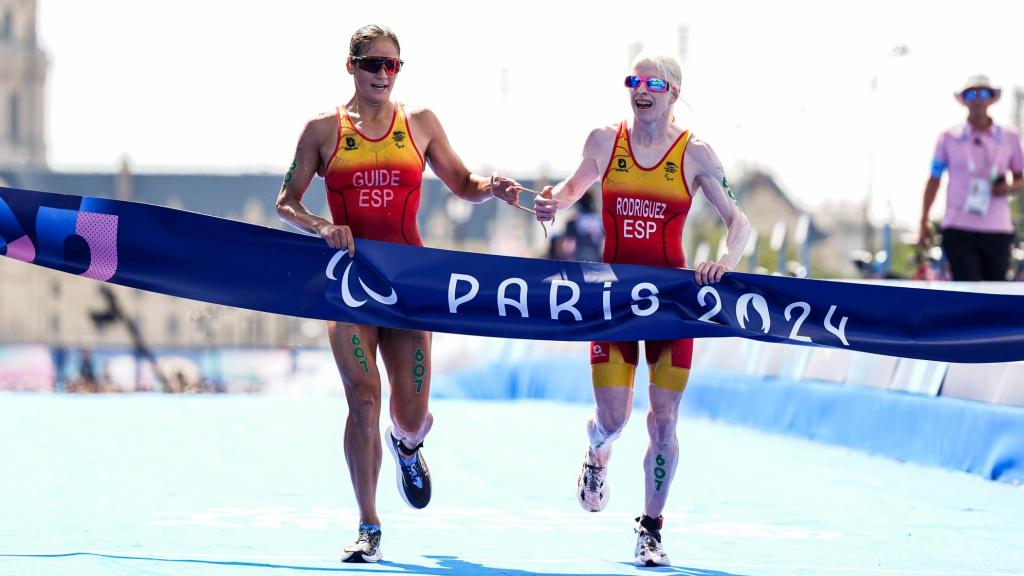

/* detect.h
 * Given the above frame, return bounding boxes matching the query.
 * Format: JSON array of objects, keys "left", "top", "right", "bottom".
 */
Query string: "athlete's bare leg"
[
  {"left": 578, "top": 374, "right": 635, "bottom": 512},
  {"left": 642, "top": 384, "right": 683, "bottom": 518},
  {"left": 379, "top": 328, "right": 433, "bottom": 447},
  {"left": 328, "top": 321, "right": 384, "bottom": 526},
  {"left": 588, "top": 386, "right": 633, "bottom": 465}
]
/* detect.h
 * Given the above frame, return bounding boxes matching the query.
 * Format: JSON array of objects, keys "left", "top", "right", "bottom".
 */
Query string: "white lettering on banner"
[
  {"left": 696, "top": 287, "right": 851, "bottom": 347},
  {"left": 784, "top": 302, "right": 812, "bottom": 342},
  {"left": 444, "top": 274, "right": 663, "bottom": 323},
  {"left": 448, "top": 273, "right": 480, "bottom": 313},
  {"left": 630, "top": 283, "right": 660, "bottom": 316},
  {"left": 550, "top": 280, "right": 583, "bottom": 321},
  {"left": 697, "top": 286, "right": 722, "bottom": 322},
  {"left": 497, "top": 278, "right": 529, "bottom": 318},
  {"left": 602, "top": 281, "right": 613, "bottom": 320},
  {"left": 824, "top": 305, "right": 849, "bottom": 346}
]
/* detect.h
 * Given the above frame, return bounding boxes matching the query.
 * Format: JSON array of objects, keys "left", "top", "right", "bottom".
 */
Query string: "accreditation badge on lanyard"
[
  {"left": 964, "top": 126, "right": 1003, "bottom": 216},
  {"left": 965, "top": 177, "right": 992, "bottom": 215}
]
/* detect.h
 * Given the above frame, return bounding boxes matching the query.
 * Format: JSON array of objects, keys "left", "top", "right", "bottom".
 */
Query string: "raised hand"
[
  {"left": 533, "top": 186, "right": 557, "bottom": 222},
  {"left": 490, "top": 174, "right": 522, "bottom": 206}
]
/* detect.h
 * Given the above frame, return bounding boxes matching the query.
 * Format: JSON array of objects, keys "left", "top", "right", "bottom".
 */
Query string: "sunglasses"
[
  {"left": 351, "top": 56, "right": 403, "bottom": 75},
  {"left": 962, "top": 87, "right": 995, "bottom": 102},
  {"left": 624, "top": 75, "right": 671, "bottom": 93}
]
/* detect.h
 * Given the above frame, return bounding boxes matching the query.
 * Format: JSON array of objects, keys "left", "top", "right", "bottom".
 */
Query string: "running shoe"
[
  {"left": 576, "top": 450, "right": 609, "bottom": 512},
  {"left": 385, "top": 426, "right": 431, "bottom": 509},
  {"left": 634, "top": 514, "right": 670, "bottom": 567},
  {"left": 341, "top": 523, "right": 382, "bottom": 563}
]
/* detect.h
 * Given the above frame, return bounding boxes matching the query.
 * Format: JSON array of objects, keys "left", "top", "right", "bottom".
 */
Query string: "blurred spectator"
[
  {"left": 919, "top": 74, "right": 1024, "bottom": 281},
  {"left": 78, "top": 348, "right": 97, "bottom": 386},
  {"left": 562, "top": 189, "right": 604, "bottom": 262},
  {"left": 66, "top": 347, "right": 100, "bottom": 393},
  {"left": 547, "top": 233, "right": 577, "bottom": 260},
  {"left": 51, "top": 345, "right": 68, "bottom": 391}
]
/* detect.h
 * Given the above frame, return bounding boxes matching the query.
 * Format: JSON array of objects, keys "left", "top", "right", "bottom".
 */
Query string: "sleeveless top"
[
  {"left": 601, "top": 121, "right": 692, "bottom": 267},
  {"left": 324, "top": 103, "right": 425, "bottom": 245}
]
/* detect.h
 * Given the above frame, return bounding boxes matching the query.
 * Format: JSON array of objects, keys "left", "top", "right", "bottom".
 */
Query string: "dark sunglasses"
[
  {"left": 351, "top": 56, "right": 403, "bottom": 75},
  {"left": 962, "top": 87, "right": 995, "bottom": 102},
  {"left": 624, "top": 75, "right": 671, "bottom": 93}
]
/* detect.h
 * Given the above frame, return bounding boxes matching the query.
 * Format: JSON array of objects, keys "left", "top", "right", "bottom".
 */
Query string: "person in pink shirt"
[{"left": 919, "top": 74, "right": 1024, "bottom": 281}]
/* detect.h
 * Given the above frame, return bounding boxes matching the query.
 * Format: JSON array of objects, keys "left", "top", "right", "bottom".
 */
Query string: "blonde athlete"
[{"left": 501, "top": 54, "right": 750, "bottom": 566}]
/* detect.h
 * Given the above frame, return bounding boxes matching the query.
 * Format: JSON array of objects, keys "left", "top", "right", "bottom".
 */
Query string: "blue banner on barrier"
[{"left": 1, "top": 186, "right": 1023, "bottom": 363}]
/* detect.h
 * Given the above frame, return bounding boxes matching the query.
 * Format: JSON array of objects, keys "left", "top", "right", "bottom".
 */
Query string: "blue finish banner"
[{"left": 1, "top": 187, "right": 1022, "bottom": 363}]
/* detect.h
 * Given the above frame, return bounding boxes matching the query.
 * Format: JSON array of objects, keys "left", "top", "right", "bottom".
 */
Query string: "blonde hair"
[{"left": 630, "top": 53, "right": 682, "bottom": 91}]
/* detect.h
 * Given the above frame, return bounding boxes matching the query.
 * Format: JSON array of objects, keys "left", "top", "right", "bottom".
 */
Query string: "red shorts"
[{"left": 590, "top": 339, "right": 693, "bottom": 393}]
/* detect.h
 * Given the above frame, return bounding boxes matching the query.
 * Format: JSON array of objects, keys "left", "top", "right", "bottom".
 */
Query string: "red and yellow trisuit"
[
  {"left": 324, "top": 103, "right": 425, "bottom": 246},
  {"left": 591, "top": 121, "right": 694, "bottom": 393}
]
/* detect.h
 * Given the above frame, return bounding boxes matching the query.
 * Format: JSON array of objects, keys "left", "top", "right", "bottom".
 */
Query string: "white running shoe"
[
  {"left": 576, "top": 450, "right": 609, "bottom": 512},
  {"left": 634, "top": 515, "right": 670, "bottom": 567},
  {"left": 341, "top": 524, "right": 382, "bottom": 563}
]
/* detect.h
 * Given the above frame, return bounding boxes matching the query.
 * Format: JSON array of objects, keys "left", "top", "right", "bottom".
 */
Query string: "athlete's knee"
[
  {"left": 601, "top": 409, "right": 630, "bottom": 437},
  {"left": 343, "top": 383, "right": 381, "bottom": 422},
  {"left": 646, "top": 407, "right": 679, "bottom": 447},
  {"left": 591, "top": 410, "right": 628, "bottom": 444}
]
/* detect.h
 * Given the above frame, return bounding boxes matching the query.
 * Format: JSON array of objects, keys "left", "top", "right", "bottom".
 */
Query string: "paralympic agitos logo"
[{"left": 325, "top": 250, "right": 398, "bottom": 308}]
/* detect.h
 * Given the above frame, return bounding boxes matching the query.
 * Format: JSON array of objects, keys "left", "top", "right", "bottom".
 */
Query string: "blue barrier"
[{"left": 433, "top": 359, "right": 1024, "bottom": 483}]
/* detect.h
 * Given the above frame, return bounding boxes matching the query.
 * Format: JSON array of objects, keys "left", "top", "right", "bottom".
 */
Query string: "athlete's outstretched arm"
[
  {"left": 532, "top": 127, "right": 614, "bottom": 221},
  {"left": 415, "top": 108, "right": 516, "bottom": 203},
  {"left": 275, "top": 116, "right": 355, "bottom": 252},
  {"left": 689, "top": 140, "right": 751, "bottom": 285}
]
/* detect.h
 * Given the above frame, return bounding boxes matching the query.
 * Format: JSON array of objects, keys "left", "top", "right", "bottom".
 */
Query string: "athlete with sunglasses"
[
  {"left": 919, "top": 74, "right": 1024, "bottom": 281},
  {"left": 503, "top": 54, "right": 750, "bottom": 566},
  {"left": 275, "top": 24, "right": 519, "bottom": 563}
]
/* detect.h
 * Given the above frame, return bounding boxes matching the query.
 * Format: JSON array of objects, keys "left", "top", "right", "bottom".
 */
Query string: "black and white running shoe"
[
  {"left": 341, "top": 523, "right": 382, "bottom": 563},
  {"left": 385, "top": 426, "right": 431, "bottom": 509},
  {"left": 634, "top": 514, "right": 670, "bottom": 567},
  {"left": 576, "top": 450, "right": 609, "bottom": 512}
]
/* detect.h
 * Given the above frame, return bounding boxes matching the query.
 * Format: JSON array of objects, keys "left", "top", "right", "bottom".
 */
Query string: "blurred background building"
[
  {"left": 0, "top": 0, "right": 46, "bottom": 169},
  {"left": 0, "top": 0, "right": 910, "bottom": 351},
  {"left": 2, "top": 1, "right": 1022, "bottom": 396}
]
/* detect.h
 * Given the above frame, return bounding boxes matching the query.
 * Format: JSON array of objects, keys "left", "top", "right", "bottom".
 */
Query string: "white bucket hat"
[{"left": 956, "top": 74, "right": 1001, "bottom": 101}]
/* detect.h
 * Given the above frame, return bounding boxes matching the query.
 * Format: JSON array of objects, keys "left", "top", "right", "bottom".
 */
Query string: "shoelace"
[
  {"left": 402, "top": 452, "right": 423, "bottom": 484},
  {"left": 583, "top": 463, "right": 604, "bottom": 492},
  {"left": 356, "top": 529, "right": 378, "bottom": 545},
  {"left": 635, "top": 529, "right": 660, "bottom": 551}
]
